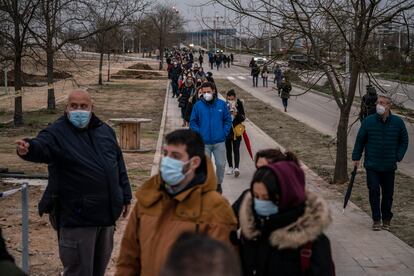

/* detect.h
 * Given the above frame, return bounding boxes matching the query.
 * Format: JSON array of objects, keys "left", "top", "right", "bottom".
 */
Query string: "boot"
[
  {"left": 382, "top": 220, "right": 391, "bottom": 231},
  {"left": 372, "top": 221, "right": 381, "bottom": 231}
]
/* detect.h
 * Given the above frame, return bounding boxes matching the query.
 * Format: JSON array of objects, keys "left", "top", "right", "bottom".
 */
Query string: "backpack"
[{"left": 301, "top": 241, "right": 336, "bottom": 276}]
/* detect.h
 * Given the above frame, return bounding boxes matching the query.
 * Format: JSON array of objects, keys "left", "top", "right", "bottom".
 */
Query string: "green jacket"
[{"left": 352, "top": 113, "right": 409, "bottom": 172}]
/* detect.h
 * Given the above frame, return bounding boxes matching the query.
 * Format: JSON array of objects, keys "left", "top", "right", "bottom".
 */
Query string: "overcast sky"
[{"left": 160, "top": 0, "right": 236, "bottom": 31}]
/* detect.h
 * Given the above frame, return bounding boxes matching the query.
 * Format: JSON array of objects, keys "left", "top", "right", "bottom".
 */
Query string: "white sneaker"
[
  {"left": 234, "top": 168, "right": 240, "bottom": 177},
  {"left": 226, "top": 167, "right": 234, "bottom": 175}
]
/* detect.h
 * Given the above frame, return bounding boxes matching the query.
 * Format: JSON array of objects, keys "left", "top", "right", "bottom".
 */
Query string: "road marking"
[
  {"left": 238, "top": 76, "right": 246, "bottom": 80},
  {"left": 227, "top": 76, "right": 235, "bottom": 80},
  {"left": 396, "top": 93, "right": 406, "bottom": 96}
]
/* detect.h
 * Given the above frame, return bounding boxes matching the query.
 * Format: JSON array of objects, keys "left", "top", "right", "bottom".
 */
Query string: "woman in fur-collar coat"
[{"left": 238, "top": 161, "right": 335, "bottom": 276}]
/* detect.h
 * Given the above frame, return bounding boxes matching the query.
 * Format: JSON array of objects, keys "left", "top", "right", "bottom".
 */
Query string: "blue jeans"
[
  {"left": 205, "top": 142, "right": 226, "bottom": 185},
  {"left": 366, "top": 170, "right": 395, "bottom": 222}
]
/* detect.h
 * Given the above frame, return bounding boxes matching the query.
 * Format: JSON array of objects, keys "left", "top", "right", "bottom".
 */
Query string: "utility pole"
[
  {"left": 267, "top": 2, "right": 272, "bottom": 57},
  {"left": 224, "top": 9, "right": 227, "bottom": 53},
  {"left": 239, "top": 14, "right": 242, "bottom": 54}
]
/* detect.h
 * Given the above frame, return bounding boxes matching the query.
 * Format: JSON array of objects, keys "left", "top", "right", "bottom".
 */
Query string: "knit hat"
[{"left": 266, "top": 161, "right": 306, "bottom": 211}]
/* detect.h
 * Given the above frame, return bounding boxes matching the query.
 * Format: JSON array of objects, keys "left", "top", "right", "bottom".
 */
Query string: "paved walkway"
[{"left": 162, "top": 82, "right": 414, "bottom": 275}]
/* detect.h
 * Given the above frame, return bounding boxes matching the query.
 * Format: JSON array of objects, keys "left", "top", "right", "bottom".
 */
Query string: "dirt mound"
[
  {"left": 0, "top": 70, "right": 72, "bottom": 87},
  {"left": 112, "top": 70, "right": 163, "bottom": 80},
  {"left": 128, "top": 63, "right": 153, "bottom": 70}
]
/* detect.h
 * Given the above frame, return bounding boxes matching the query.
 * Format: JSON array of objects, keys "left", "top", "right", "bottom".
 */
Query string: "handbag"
[{"left": 233, "top": 123, "right": 245, "bottom": 140}]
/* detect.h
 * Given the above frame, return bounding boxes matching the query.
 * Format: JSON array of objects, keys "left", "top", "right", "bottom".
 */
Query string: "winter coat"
[
  {"left": 238, "top": 192, "right": 334, "bottom": 276},
  {"left": 274, "top": 68, "right": 283, "bottom": 81},
  {"left": 19, "top": 114, "right": 131, "bottom": 227},
  {"left": 360, "top": 91, "right": 378, "bottom": 120},
  {"left": 280, "top": 82, "right": 292, "bottom": 99},
  {"left": 227, "top": 98, "right": 246, "bottom": 140},
  {"left": 115, "top": 157, "right": 237, "bottom": 276},
  {"left": 189, "top": 97, "right": 233, "bottom": 145},
  {"left": 261, "top": 68, "right": 269, "bottom": 78},
  {"left": 178, "top": 85, "right": 194, "bottom": 109},
  {"left": 352, "top": 113, "right": 408, "bottom": 172},
  {"left": 184, "top": 94, "right": 200, "bottom": 123},
  {"left": 170, "top": 66, "right": 182, "bottom": 81},
  {"left": 251, "top": 65, "right": 260, "bottom": 76}
]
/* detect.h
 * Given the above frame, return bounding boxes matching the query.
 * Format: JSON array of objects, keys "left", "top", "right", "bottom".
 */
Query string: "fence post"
[{"left": 21, "top": 182, "right": 29, "bottom": 273}]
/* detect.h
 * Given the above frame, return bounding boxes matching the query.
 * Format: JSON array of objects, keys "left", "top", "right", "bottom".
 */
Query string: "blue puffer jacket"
[
  {"left": 190, "top": 97, "right": 232, "bottom": 145},
  {"left": 352, "top": 113, "right": 409, "bottom": 172}
]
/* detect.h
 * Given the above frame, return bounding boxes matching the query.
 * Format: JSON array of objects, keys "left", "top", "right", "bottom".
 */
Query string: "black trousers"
[
  {"left": 225, "top": 137, "right": 242, "bottom": 168},
  {"left": 252, "top": 75, "right": 258, "bottom": 87},
  {"left": 366, "top": 170, "right": 395, "bottom": 222}
]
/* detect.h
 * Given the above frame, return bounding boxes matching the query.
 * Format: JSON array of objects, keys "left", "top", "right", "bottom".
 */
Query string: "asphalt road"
[
  {"left": 232, "top": 53, "right": 414, "bottom": 110},
  {"left": 211, "top": 62, "right": 414, "bottom": 178}
]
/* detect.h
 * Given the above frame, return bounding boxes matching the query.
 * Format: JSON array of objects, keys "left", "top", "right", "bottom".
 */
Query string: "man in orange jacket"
[{"left": 115, "top": 129, "right": 237, "bottom": 276}]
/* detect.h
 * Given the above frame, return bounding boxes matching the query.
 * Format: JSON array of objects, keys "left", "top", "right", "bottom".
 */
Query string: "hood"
[
  {"left": 136, "top": 157, "right": 217, "bottom": 219},
  {"left": 239, "top": 191, "right": 331, "bottom": 249},
  {"left": 266, "top": 161, "right": 306, "bottom": 211}
]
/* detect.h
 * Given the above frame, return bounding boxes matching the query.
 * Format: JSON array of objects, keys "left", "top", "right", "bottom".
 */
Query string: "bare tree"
[
  {"left": 28, "top": 0, "right": 147, "bottom": 106},
  {"left": 84, "top": 0, "right": 147, "bottom": 85},
  {"left": 0, "top": 0, "right": 39, "bottom": 126},
  {"left": 144, "top": 3, "right": 185, "bottom": 69},
  {"left": 212, "top": 0, "right": 414, "bottom": 183}
]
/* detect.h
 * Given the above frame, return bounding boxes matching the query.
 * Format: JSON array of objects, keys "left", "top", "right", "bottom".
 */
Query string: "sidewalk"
[{"left": 162, "top": 83, "right": 414, "bottom": 275}]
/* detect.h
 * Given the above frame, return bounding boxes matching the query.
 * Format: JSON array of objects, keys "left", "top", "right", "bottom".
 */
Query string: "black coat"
[
  {"left": 178, "top": 85, "right": 194, "bottom": 109},
  {"left": 20, "top": 114, "right": 131, "bottom": 227},
  {"left": 238, "top": 192, "right": 335, "bottom": 276},
  {"left": 185, "top": 93, "right": 200, "bottom": 123}
]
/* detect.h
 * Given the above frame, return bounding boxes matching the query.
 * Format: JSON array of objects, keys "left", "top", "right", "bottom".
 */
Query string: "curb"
[{"left": 150, "top": 80, "right": 170, "bottom": 176}]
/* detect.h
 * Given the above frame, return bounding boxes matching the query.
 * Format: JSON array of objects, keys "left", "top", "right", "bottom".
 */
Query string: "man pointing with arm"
[{"left": 16, "top": 89, "right": 131, "bottom": 276}]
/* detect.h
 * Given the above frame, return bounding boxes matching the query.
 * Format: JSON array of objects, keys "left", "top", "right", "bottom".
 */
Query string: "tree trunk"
[
  {"left": 46, "top": 49, "right": 55, "bottom": 110},
  {"left": 98, "top": 52, "right": 104, "bottom": 85},
  {"left": 13, "top": 53, "right": 23, "bottom": 126},
  {"left": 333, "top": 60, "right": 360, "bottom": 184},
  {"left": 333, "top": 108, "right": 349, "bottom": 183},
  {"left": 13, "top": 10, "right": 23, "bottom": 127},
  {"left": 159, "top": 36, "right": 164, "bottom": 70},
  {"left": 107, "top": 53, "right": 110, "bottom": 82}
]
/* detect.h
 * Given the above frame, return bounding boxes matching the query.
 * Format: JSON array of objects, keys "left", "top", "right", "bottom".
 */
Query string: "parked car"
[
  {"left": 288, "top": 54, "right": 317, "bottom": 68},
  {"left": 253, "top": 56, "right": 268, "bottom": 66}
]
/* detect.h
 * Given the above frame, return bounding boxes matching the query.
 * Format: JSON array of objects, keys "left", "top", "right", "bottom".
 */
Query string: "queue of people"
[{"left": 6, "top": 47, "right": 408, "bottom": 276}]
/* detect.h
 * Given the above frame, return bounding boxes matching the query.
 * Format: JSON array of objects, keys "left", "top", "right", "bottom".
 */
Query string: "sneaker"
[
  {"left": 372, "top": 221, "right": 381, "bottom": 231},
  {"left": 234, "top": 168, "right": 240, "bottom": 178},
  {"left": 382, "top": 220, "right": 391, "bottom": 231},
  {"left": 226, "top": 168, "right": 234, "bottom": 175}
]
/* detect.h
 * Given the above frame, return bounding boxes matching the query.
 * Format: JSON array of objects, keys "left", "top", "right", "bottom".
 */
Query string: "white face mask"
[
  {"left": 376, "top": 104, "right": 386, "bottom": 115},
  {"left": 203, "top": 92, "right": 213, "bottom": 101}
]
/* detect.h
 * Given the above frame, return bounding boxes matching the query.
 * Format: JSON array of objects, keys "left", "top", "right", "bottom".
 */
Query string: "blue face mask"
[
  {"left": 254, "top": 198, "right": 279, "bottom": 217},
  {"left": 68, "top": 110, "right": 91, "bottom": 128},
  {"left": 160, "top": 156, "right": 190, "bottom": 187}
]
